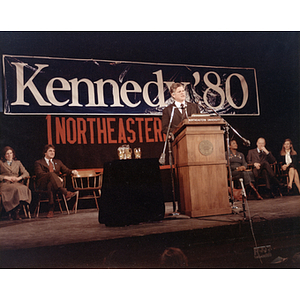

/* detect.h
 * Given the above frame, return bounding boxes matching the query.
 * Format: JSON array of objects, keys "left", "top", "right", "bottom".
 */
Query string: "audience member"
[
  {"left": 34, "top": 144, "right": 78, "bottom": 218},
  {"left": 280, "top": 138, "right": 300, "bottom": 193},
  {"left": 160, "top": 247, "right": 188, "bottom": 268},
  {"left": 162, "top": 82, "right": 200, "bottom": 135},
  {"left": 0, "top": 146, "right": 31, "bottom": 220},
  {"left": 227, "top": 139, "right": 263, "bottom": 199},
  {"left": 247, "top": 137, "right": 282, "bottom": 197}
]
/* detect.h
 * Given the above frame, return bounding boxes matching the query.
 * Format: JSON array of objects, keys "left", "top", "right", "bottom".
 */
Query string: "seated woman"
[
  {"left": 280, "top": 139, "right": 300, "bottom": 193},
  {"left": 227, "top": 139, "right": 263, "bottom": 200},
  {"left": 0, "top": 146, "right": 32, "bottom": 220}
]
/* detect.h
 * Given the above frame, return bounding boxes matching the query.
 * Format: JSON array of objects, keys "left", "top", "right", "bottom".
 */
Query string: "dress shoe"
[
  {"left": 12, "top": 209, "right": 22, "bottom": 220},
  {"left": 47, "top": 211, "right": 54, "bottom": 218},
  {"left": 66, "top": 191, "right": 76, "bottom": 201}
]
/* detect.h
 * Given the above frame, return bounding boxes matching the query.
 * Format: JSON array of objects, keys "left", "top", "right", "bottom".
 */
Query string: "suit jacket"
[
  {"left": 246, "top": 148, "right": 276, "bottom": 165},
  {"left": 279, "top": 153, "right": 298, "bottom": 169},
  {"left": 34, "top": 158, "right": 72, "bottom": 184},
  {"left": 162, "top": 101, "right": 200, "bottom": 134},
  {"left": 0, "top": 160, "right": 29, "bottom": 186}
]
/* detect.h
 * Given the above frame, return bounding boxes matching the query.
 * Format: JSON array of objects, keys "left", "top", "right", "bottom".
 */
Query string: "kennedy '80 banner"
[{"left": 2, "top": 55, "right": 260, "bottom": 115}]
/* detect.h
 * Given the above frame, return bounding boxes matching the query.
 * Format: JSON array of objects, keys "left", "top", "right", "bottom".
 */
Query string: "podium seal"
[{"left": 199, "top": 140, "right": 213, "bottom": 156}]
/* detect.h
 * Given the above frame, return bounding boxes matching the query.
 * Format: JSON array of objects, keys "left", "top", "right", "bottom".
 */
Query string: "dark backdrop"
[{"left": 0, "top": 31, "right": 299, "bottom": 174}]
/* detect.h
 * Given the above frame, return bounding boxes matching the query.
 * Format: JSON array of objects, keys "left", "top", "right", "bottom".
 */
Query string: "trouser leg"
[{"left": 39, "top": 173, "right": 66, "bottom": 210}]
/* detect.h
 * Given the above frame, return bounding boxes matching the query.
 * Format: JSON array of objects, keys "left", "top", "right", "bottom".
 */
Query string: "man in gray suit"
[{"left": 34, "top": 144, "right": 78, "bottom": 218}]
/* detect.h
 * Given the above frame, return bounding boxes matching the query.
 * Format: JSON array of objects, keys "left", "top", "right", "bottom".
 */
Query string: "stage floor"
[{"left": 1, "top": 196, "right": 300, "bottom": 268}]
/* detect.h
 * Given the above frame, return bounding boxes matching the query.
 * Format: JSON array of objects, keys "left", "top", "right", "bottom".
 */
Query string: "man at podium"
[{"left": 162, "top": 82, "right": 200, "bottom": 135}]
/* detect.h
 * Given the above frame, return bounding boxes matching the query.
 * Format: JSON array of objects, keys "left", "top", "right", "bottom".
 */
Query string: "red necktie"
[{"left": 49, "top": 160, "right": 54, "bottom": 172}]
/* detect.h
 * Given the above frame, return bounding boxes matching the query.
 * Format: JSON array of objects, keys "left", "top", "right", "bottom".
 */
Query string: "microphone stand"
[
  {"left": 159, "top": 106, "right": 177, "bottom": 213},
  {"left": 239, "top": 178, "right": 247, "bottom": 221},
  {"left": 159, "top": 106, "right": 175, "bottom": 165},
  {"left": 197, "top": 103, "right": 250, "bottom": 206}
]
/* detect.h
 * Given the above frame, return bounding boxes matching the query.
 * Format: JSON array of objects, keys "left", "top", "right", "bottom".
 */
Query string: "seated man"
[
  {"left": 247, "top": 137, "right": 282, "bottom": 197},
  {"left": 34, "top": 144, "right": 78, "bottom": 218},
  {"left": 226, "top": 139, "right": 262, "bottom": 199}
]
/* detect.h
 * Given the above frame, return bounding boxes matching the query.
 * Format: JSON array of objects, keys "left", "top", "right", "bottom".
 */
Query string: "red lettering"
[
  {"left": 135, "top": 117, "right": 144, "bottom": 143},
  {"left": 66, "top": 118, "right": 77, "bottom": 144},
  {"left": 126, "top": 118, "right": 136, "bottom": 143},
  {"left": 153, "top": 117, "right": 163, "bottom": 142},
  {"left": 97, "top": 118, "right": 107, "bottom": 144},
  {"left": 55, "top": 117, "right": 66, "bottom": 144},
  {"left": 145, "top": 118, "right": 154, "bottom": 142},
  {"left": 118, "top": 118, "right": 127, "bottom": 144},
  {"left": 46, "top": 115, "right": 53, "bottom": 144},
  {"left": 87, "top": 118, "right": 96, "bottom": 144},
  {"left": 77, "top": 118, "right": 87, "bottom": 144},
  {"left": 107, "top": 118, "right": 117, "bottom": 144}
]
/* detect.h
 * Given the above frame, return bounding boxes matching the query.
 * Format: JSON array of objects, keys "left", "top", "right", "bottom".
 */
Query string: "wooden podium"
[{"left": 172, "top": 115, "right": 231, "bottom": 217}]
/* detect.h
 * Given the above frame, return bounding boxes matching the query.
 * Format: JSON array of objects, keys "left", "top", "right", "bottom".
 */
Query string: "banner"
[{"left": 2, "top": 55, "right": 260, "bottom": 115}]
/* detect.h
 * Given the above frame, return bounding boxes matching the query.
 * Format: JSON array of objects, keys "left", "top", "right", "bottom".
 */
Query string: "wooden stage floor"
[{"left": 1, "top": 196, "right": 300, "bottom": 268}]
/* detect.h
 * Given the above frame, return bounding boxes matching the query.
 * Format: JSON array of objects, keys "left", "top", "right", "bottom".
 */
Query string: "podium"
[{"left": 172, "top": 115, "right": 231, "bottom": 217}]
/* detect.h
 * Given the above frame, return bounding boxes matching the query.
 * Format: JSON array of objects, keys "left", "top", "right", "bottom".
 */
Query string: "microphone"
[
  {"left": 242, "top": 139, "right": 251, "bottom": 147},
  {"left": 239, "top": 178, "right": 247, "bottom": 197}
]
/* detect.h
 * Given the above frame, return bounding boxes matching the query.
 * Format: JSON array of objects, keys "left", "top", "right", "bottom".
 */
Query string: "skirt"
[{"left": 0, "top": 182, "right": 32, "bottom": 212}]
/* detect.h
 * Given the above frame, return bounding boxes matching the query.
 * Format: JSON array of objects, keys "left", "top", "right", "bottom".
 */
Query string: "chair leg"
[
  {"left": 249, "top": 182, "right": 263, "bottom": 200},
  {"left": 22, "top": 204, "right": 31, "bottom": 219},
  {"left": 35, "top": 201, "right": 41, "bottom": 218},
  {"left": 58, "top": 201, "right": 64, "bottom": 214},
  {"left": 27, "top": 204, "right": 31, "bottom": 219},
  {"left": 93, "top": 191, "right": 99, "bottom": 210},
  {"left": 23, "top": 204, "right": 28, "bottom": 218},
  {"left": 73, "top": 191, "right": 79, "bottom": 214},
  {"left": 62, "top": 195, "right": 70, "bottom": 215}
]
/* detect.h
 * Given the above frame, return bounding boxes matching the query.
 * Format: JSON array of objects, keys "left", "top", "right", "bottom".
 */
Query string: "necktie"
[
  {"left": 180, "top": 104, "right": 185, "bottom": 114},
  {"left": 181, "top": 104, "right": 187, "bottom": 119},
  {"left": 49, "top": 160, "right": 54, "bottom": 172}
]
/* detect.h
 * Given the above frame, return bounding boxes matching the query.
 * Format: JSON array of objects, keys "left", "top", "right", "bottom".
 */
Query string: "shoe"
[
  {"left": 47, "top": 211, "right": 54, "bottom": 218},
  {"left": 12, "top": 209, "right": 22, "bottom": 220},
  {"left": 257, "top": 194, "right": 263, "bottom": 200},
  {"left": 66, "top": 191, "right": 76, "bottom": 201}
]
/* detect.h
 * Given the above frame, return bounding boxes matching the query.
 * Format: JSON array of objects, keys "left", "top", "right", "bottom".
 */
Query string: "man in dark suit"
[
  {"left": 34, "top": 144, "right": 78, "bottom": 218},
  {"left": 162, "top": 82, "right": 200, "bottom": 135},
  {"left": 247, "top": 137, "right": 281, "bottom": 196}
]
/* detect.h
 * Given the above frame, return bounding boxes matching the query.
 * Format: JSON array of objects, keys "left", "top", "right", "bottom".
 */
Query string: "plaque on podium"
[{"left": 172, "top": 115, "right": 231, "bottom": 217}]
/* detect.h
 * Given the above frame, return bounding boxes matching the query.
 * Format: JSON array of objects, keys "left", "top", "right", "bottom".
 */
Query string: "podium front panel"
[{"left": 173, "top": 121, "right": 231, "bottom": 217}]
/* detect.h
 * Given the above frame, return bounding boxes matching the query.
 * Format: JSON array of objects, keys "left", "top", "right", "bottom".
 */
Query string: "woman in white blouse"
[{"left": 280, "top": 139, "right": 300, "bottom": 193}]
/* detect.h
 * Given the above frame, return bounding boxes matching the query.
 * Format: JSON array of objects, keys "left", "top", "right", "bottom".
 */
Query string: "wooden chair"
[
  {"left": 32, "top": 175, "right": 70, "bottom": 217},
  {"left": 71, "top": 170, "right": 102, "bottom": 213},
  {"left": 0, "top": 176, "right": 31, "bottom": 219},
  {"left": 248, "top": 162, "right": 281, "bottom": 196},
  {"left": 276, "top": 162, "right": 291, "bottom": 194}
]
